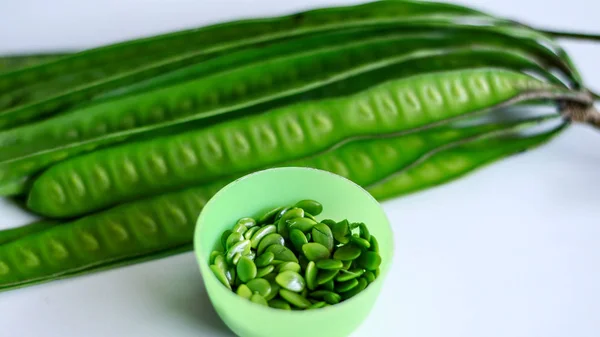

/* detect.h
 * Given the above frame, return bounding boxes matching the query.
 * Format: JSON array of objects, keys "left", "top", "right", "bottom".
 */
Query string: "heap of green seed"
[{"left": 208, "top": 199, "right": 382, "bottom": 310}]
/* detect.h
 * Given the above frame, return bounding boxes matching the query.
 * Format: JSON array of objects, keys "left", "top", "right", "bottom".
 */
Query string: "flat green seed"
[
  {"left": 302, "top": 243, "right": 330, "bottom": 261},
  {"left": 333, "top": 243, "right": 362, "bottom": 261},
  {"left": 226, "top": 232, "right": 243, "bottom": 250},
  {"left": 335, "top": 278, "right": 359, "bottom": 293},
  {"left": 220, "top": 230, "right": 233, "bottom": 250},
  {"left": 305, "top": 261, "right": 317, "bottom": 291},
  {"left": 236, "top": 284, "right": 253, "bottom": 299},
  {"left": 320, "top": 219, "right": 336, "bottom": 228},
  {"left": 269, "top": 298, "right": 291, "bottom": 310},
  {"left": 356, "top": 251, "right": 382, "bottom": 270},
  {"left": 358, "top": 223, "right": 371, "bottom": 241},
  {"left": 265, "top": 244, "right": 298, "bottom": 263},
  {"left": 350, "top": 235, "right": 371, "bottom": 249},
  {"left": 308, "top": 301, "right": 327, "bottom": 309},
  {"left": 250, "top": 225, "right": 276, "bottom": 249},
  {"left": 317, "top": 269, "right": 339, "bottom": 285},
  {"left": 349, "top": 222, "right": 361, "bottom": 230},
  {"left": 288, "top": 217, "right": 317, "bottom": 233},
  {"left": 369, "top": 235, "right": 380, "bottom": 253},
  {"left": 257, "top": 233, "right": 285, "bottom": 255},
  {"left": 259, "top": 206, "right": 285, "bottom": 224},
  {"left": 246, "top": 278, "right": 272, "bottom": 298},
  {"left": 271, "top": 259, "right": 286, "bottom": 265},
  {"left": 276, "top": 218, "right": 290, "bottom": 239},
  {"left": 298, "top": 255, "right": 309, "bottom": 271},
  {"left": 244, "top": 226, "right": 260, "bottom": 240},
  {"left": 336, "top": 268, "right": 365, "bottom": 282},
  {"left": 250, "top": 293, "right": 268, "bottom": 306},
  {"left": 341, "top": 277, "right": 368, "bottom": 300},
  {"left": 342, "top": 260, "right": 352, "bottom": 270},
  {"left": 312, "top": 224, "right": 334, "bottom": 251},
  {"left": 304, "top": 213, "right": 318, "bottom": 222},
  {"left": 256, "top": 265, "right": 275, "bottom": 278},
  {"left": 364, "top": 271, "right": 376, "bottom": 283},
  {"left": 276, "top": 270, "right": 306, "bottom": 292},
  {"left": 232, "top": 223, "right": 247, "bottom": 235},
  {"left": 279, "top": 289, "right": 311, "bottom": 309},
  {"left": 309, "top": 290, "right": 336, "bottom": 299},
  {"left": 233, "top": 253, "right": 243, "bottom": 265},
  {"left": 214, "top": 254, "right": 227, "bottom": 271},
  {"left": 322, "top": 280, "right": 334, "bottom": 291},
  {"left": 280, "top": 207, "right": 304, "bottom": 222},
  {"left": 255, "top": 252, "right": 274, "bottom": 267},
  {"left": 332, "top": 220, "right": 350, "bottom": 244},
  {"left": 237, "top": 217, "right": 257, "bottom": 229},
  {"left": 316, "top": 259, "right": 343, "bottom": 270},
  {"left": 227, "top": 266, "right": 236, "bottom": 285},
  {"left": 306, "top": 233, "right": 312, "bottom": 242},
  {"left": 210, "top": 265, "right": 231, "bottom": 290},
  {"left": 209, "top": 251, "right": 221, "bottom": 264},
  {"left": 294, "top": 199, "right": 323, "bottom": 216},
  {"left": 237, "top": 256, "right": 257, "bottom": 283},
  {"left": 245, "top": 251, "right": 256, "bottom": 260},
  {"left": 289, "top": 228, "right": 308, "bottom": 252},
  {"left": 278, "top": 262, "right": 301, "bottom": 273},
  {"left": 375, "top": 268, "right": 381, "bottom": 278},
  {"left": 324, "top": 292, "right": 341, "bottom": 305}
]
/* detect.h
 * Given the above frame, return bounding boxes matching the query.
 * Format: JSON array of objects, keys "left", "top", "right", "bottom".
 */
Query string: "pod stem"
[
  {"left": 539, "top": 29, "right": 600, "bottom": 42},
  {"left": 563, "top": 102, "right": 600, "bottom": 129}
]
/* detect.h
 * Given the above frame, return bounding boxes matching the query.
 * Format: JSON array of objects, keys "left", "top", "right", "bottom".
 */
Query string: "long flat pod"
[
  {"left": 0, "top": 52, "right": 72, "bottom": 73},
  {"left": 0, "top": 115, "right": 563, "bottom": 291},
  {"left": 0, "top": 14, "right": 576, "bottom": 129},
  {"left": 0, "top": 40, "right": 573, "bottom": 186},
  {"left": 0, "top": 220, "right": 60, "bottom": 246},
  {"left": 26, "top": 68, "right": 587, "bottom": 217}
]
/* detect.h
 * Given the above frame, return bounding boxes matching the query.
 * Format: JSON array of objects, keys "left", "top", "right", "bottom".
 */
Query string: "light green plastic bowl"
[{"left": 194, "top": 167, "right": 394, "bottom": 337}]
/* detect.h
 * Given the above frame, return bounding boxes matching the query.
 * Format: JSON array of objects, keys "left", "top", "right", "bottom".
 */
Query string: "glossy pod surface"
[{"left": 27, "top": 68, "right": 563, "bottom": 217}]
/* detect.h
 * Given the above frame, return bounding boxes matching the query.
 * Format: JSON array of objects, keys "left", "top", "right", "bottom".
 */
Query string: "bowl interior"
[{"left": 194, "top": 167, "right": 395, "bottom": 337}]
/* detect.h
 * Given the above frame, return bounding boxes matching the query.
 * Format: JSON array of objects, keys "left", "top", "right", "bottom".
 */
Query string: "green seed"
[
  {"left": 232, "top": 222, "right": 248, "bottom": 235},
  {"left": 332, "top": 220, "right": 350, "bottom": 244},
  {"left": 266, "top": 282, "right": 280, "bottom": 301},
  {"left": 308, "top": 290, "right": 332, "bottom": 299},
  {"left": 302, "top": 243, "right": 330, "bottom": 261},
  {"left": 306, "top": 233, "right": 312, "bottom": 242},
  {"left": 349, "top": 222, "right": 361, "bottom": 230},
  {"left": 305, "top": 261, "right": 317, "bottom": 291},
  {"left": 227, "top": 266, "right": 236, "bottom": 285},
  {"left": 257, "top": 233, "right": 285, "bottom": 255},
  {"left": 289, "top": 229, "right": 308, "bottom": 252},
  {"left": 324, "top": 292, "right": 341, "bottom": 305},
  {"left": 341, "top": 277, "right": 368, "bottom": 300},
  {"left": 271, "top": 259, "right": 285, "bottom": 265},
  {"left": 256, "top": 265, "right": 275, "bottom": 278},
  {"left": 210, "top": 264, "right": 231, "bottom": 290},
  {"left": 244, "top": 226, "right": 260, "bottom": 240},
  {"left": 341, "top": 260, "right": 352, "bottom": 270},
  {"left": 250, "top": 224, "right": 276, "bottom": 248},
  {"left": 220, "top": 230, "right": 233, "bottom": 250},
  {"left": 320, "top": 219, "right": 337, "bottom": 228},
  {"left": 375, "top": 268, "right": 381, "bottom": 278},
  {"left": 237, "top": 256, "right": 257, "bottom": 283},
  {"left": 358, "top": 223, "right": 371, "bottom": 241},
  {"left": 280, "top": 207, "right": 304, "bottom": 222},
  {"left": 333, "top": 243, "right": 362, "bottom": 261},
  {"left": 356, "top": 251, "right": 381, "bottom": 270},
  {"left": 245, "top": 251, "right": 256, "bottom": 260},
  {"left": 236, "top": 284, "right": 253, "bottom": 299},
  {"left": 350, "top": 235, "right": 371, "bottom": 249},
  {"left": 288, "top": 217, "right": 317, "bottom": 233},
  {"left": 298, "top": 255, "right": 309, "bottom": 271},
  {"left": 269, "top": 299, "right": 291, "bottom": 310},
  {"left": 278, "top": 262, "right": 301, "bottom": 273},
  {"left": 214, "top": 254, "right": 227, "bottom": 270},
  {"left": 258, "top": 206, "right": 286, "bottom": 225},
  {"left": 233, "top": 253, "right": 243, "bottom": 265},
  {"left": 237, "top": 217, "right": 257, "bottom": 229},
  {"left": 335, "top": 278, "right": 359, "bottom": 293},
  {"left": 226, "top": 232, "right": 243, "bottom": 250},
  {"left": 250, "top": 293, "right": 268, "bottom": 306},
  {"left": 317, "top": 269, "right": 339, "bottom": 285},
  {"left": 266, "top": 244, "right": 298, "bottom": 263},
  {"left": 294, "top": 199, "right": 323, "bottom": 216},
  {"left": 315, "top": 259, "right": 343, "bottom": 270},
  {"left": 335, "top": 268, "right": 365, "bottom": 282},
  {"left": 322, "top": 280, "right": 334, "bottom": 291},
  {"left": 275, "top": 270, "right": 306, "bottom": 292},
  {"left": 263, "top": 271, "right": 277, "bottom": 283},
  {"left": 304, "top": 213, "right": 318, "bottom": 222},
  {"left": 246, "top": 278, "right": 272, "bottom": 298},
  {"left": 369, "top": 235, "right": 379, "bottom": 253},
  {"left": 255, "top": 252, "right": 274, "bottom": 267},
  {"left": 308, "top": 301, "right": 327, "bottom": 309},
  {"left": 312, "top": 223, "right": 334, "bottom": 251},
  {"left": 279, "top": 289, "right": 311, "bottom": 309},
  {"left": 364, "top": 271, "right": 376, "bottom": 283},
  {"left": 276, "top": 218, "right": 290, "bottom": 239},
  {"left": 209, "top": 251, "right": 221, "bottom": 264}
]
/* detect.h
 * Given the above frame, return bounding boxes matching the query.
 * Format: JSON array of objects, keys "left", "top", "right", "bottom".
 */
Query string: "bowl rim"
[{"left": 193, "top": 166, "right": 396, "bottom": 315}]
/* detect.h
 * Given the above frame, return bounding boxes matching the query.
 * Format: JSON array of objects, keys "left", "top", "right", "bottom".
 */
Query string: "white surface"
[{"left": 1, "top": 0, "right": 599, "bottom": 336}]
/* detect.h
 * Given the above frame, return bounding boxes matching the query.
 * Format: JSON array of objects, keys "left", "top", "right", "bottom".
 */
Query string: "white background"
[{"left": 1, "top": 0, "right": 599, "bottom": 336}]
